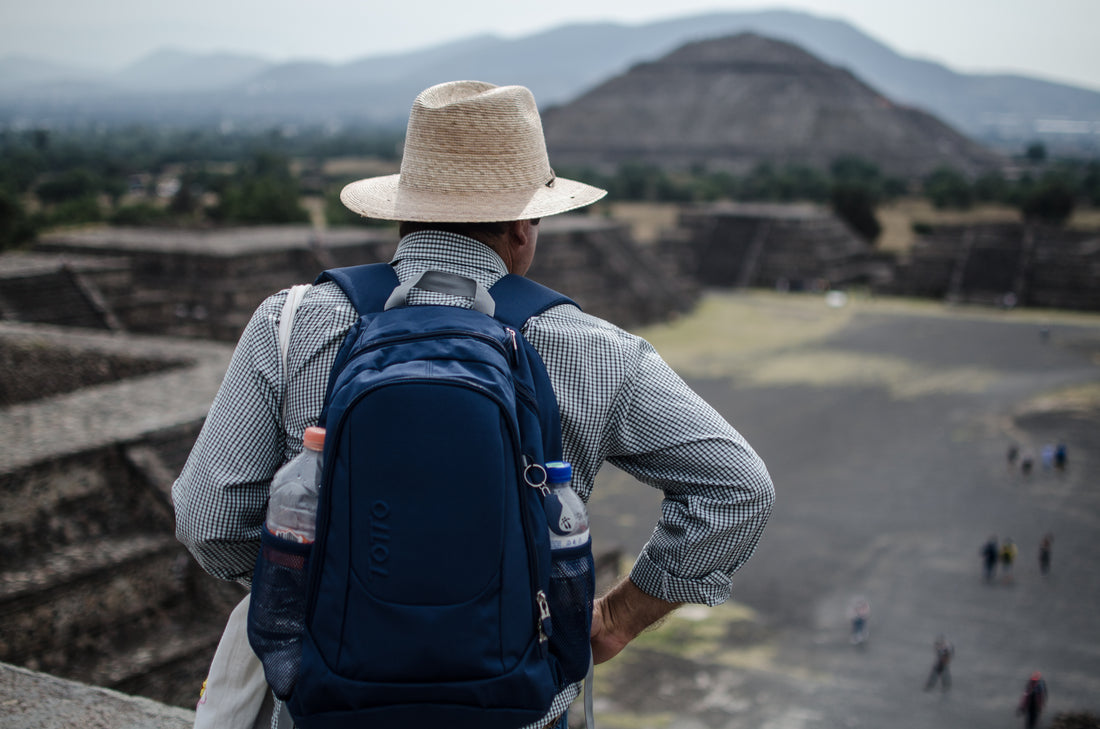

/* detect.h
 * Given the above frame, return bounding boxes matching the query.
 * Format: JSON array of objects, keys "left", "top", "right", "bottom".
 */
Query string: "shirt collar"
[{"left": 390, "top": 230, "right": 509, "bottom": 279}]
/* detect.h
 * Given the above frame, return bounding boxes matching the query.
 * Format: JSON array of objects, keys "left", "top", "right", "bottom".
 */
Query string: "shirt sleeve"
[
  {"left": 610, "top": 335, "right": 774, "bottom": 606},
  {"left": 528, "top": 306, "right": 775, "bottom": 607},
  {"left": 172, "top": 294, "right": 287, "bottom": 584}
]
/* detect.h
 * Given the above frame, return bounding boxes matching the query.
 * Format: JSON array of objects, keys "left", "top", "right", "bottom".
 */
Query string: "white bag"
[
  {"left": 193, "top": 283, "right": 313, "bottom": 729},
  {"left": 193, "top": 594, "right": 273, "bottom": 729}
]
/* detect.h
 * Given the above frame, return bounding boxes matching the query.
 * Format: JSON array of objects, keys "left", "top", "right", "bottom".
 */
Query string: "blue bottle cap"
[{"left": 545, "top": 460, "right": 572, "bottom": 483}]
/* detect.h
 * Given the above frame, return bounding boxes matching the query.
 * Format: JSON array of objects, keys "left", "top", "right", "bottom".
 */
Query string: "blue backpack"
[{"left": 250, "top": 263, "right": 594, "bottom": 729}]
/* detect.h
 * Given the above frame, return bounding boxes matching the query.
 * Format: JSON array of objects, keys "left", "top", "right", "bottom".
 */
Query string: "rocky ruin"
[
  {"left": 660, "top": 201, "right": 895, "bottom": 291},
  {"left": 883, "top": 222, "right": 1100, "bottom": 309}
]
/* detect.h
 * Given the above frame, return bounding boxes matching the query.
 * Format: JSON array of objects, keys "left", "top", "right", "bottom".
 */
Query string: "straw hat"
[{"left": 340, "top": 80, "right": 606, "bottom": 222}]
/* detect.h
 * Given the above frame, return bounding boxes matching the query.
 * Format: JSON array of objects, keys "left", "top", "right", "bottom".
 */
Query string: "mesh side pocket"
[
  {"left": 247, "top": 529, "right": 312, "bottom": 699},
  {"left": 548, "top": 542, "right": 594, "bottom": 683}
]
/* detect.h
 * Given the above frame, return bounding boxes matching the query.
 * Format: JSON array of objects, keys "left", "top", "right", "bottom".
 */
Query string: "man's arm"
[{"left": 590, "top": 578, "right": 682, "bottom": 664}]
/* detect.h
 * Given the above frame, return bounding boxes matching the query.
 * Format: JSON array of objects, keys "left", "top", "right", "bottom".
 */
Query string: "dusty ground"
[{"left": 583, "top": 291, "right": 1100, "bottom": 728}]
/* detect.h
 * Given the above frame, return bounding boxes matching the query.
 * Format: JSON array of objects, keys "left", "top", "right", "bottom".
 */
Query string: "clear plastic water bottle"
[
  {"left": 542, "top": 460, "right": 595, "bottom": 682},
  {"left": 544, "top": 460, "right": 589, "bottom": 550},
  {"left": 266, "top": 426, "right": 325, "bottom": 543}
]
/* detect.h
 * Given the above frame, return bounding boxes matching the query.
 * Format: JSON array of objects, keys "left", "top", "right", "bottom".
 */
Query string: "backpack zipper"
[{"left": 353, "top": 327, "right": 511, "bottom": 360}]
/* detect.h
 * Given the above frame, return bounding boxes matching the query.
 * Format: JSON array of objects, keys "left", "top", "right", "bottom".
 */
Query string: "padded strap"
[
  {"left": 489, "top": 274, "right": 578, "bottom": 329},
  {"left": 314, "top": 263, "right": 398, "bottom": 314}
]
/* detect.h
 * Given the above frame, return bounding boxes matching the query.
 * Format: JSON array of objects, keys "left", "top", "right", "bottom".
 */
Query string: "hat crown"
[
  {"left": 400, "top": 81, "right": 554, "bottom": 194},
  {"left": 338, "top": 80, "right": 606, "bottom": 222}
]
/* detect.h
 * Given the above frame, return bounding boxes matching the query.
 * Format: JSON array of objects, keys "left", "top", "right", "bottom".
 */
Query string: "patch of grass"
[{"left": 633, "top": 291, "right": 855, "bottom": 376}]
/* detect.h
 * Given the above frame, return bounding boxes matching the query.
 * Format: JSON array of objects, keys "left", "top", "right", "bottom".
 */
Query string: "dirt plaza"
[{"left": 585, "top": 291, "right": 1100, "bottom": 729}]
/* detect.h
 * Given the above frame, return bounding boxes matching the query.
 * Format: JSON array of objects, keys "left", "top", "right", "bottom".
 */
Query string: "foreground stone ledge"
[{"left": 0, "top": 661, "right": 194, "bottom": 729}]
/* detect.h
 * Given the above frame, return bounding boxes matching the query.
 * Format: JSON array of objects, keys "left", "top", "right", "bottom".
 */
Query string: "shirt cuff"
[{"left": 628, "top": 550, "right": 733, "bottom": 607}]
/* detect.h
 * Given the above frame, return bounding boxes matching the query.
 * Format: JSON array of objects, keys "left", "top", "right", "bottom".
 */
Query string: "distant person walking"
[
  {"left": 1021, "top": 457, "right": 1034, "bottom": 476},
  {"left": 1054, "top": 444, "right": 1067, "bottom": 471},
  {"left": 1039, "top": 534, "right": 1053, "bottom": 576},
  {"left": 1041, "top": 444, "right": 1055, "bottom": 470},
  {"left": 982, "top": 536, "right": 999, "bottom": 582},
  {"left": 1017, "top": 672, "right": 1048, "bottom": 729},
  {"left": 1000, "top": 538, "right": 1018, "bottom": 582},
  {"left": 924, "top": 635, "right": 954, "bottom": 692},
  {"left": 849, "top": 598, "right": 870, "bottom": 645},
  {"left": 1007, "top": 444, "right": 1019, "bottom": 467}
]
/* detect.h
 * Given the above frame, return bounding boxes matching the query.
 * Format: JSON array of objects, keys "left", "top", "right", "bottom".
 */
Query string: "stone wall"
[
  {"left": 530, "top": 216, "right": 700, "bottom": 325},
  {"left": 33, "top": 225, "right": 399, "bottom": 341},
  {"left": 28, "top": 219, "right": 699, "bottom": 341},
  {"left": 0, "top": 323, "right": 241, "bottom": 709},
  {"left": 884, "top": 222, "right": 1100, "bottom": 310},
  {"left": 662, "top": 202, "right": 891, "bottom": 291},
  {"left": 0, "top": 661, "right": 194, "bottom": 728}
]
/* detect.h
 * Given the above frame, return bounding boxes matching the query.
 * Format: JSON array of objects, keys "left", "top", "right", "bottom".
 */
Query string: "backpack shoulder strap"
[
  {"left": 315, "top": 262, "right": 398, "bottom": 314},
  {"left": 489, "top": 273, "right": 579, "bottom": 329},
  {"left": 488, "top": 275, "right": 577, "bottom": 465},
  {"left": 314, "top": 263, "right": 399, "bottom": 420}
]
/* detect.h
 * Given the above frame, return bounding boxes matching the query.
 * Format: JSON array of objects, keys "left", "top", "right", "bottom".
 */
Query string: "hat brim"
[{"left": 341, "top": 174, "right": 607, "bottom": 223}]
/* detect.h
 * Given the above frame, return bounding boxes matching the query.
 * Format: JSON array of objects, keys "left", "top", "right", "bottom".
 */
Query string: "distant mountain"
[
  {"left": 112, "top": 49, "right": 271, "bottom": 92},
  {"left": 0, "top": 56, "right": 98, "bottom": 92},
  {"left": 543, "top": 34, "right": 1004, "bottom": 178},
  {"left": 1, "top": 9, "right": 1098, "bottom": 153}
]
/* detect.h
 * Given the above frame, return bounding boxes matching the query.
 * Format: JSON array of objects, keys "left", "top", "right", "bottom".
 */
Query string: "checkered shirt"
[{"left": 173, "top": 230, "right": 775, "bottom": 729}]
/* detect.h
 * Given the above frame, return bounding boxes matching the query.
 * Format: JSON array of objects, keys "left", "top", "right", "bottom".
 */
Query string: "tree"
[
  {"left": 972, "top": 171, "right": 1011, "bottom": 204},
  {"left": 211, "top": 151, "right": 309, "bottom": 224},
  {"left": 1081, "top": 161, "right": 1100, "bottom": 206},
  {"left": 0, "top": 190, "right": 36, "bottom": 251},
  {"left": 1020, "top": 173, "right": 1075, "bottom": 225},
  {"left": 1025, "top": 141, "right": 1047, "bottom": 164},
  {"left": 924, "top": 167, "right": 974, "bottom": 210},
  {"left": 35, "top": 168, "right": 102, "bottom": 205},
  {"left": 830, "top": 155, "right": 882, "bottom": 186},
  {"left": 830, "top": 182, "right": 881, "bottom": 243}
]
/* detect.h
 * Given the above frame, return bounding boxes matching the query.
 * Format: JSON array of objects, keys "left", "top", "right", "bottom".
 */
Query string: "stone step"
[
  {"left": 0, "top": 534, "right": 179, "bottom": 606},
  {"left": 0, "top": 533, "right": 241, "bottom": 708}
]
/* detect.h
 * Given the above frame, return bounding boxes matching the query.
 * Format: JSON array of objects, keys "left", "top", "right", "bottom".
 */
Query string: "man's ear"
[{"left": 508, "top": 219, "right": 533, "bottom": 249}]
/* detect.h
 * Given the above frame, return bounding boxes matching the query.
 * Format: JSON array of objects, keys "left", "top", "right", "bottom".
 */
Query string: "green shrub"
[
  {"left": 1020, "top": 176, "right": 1075, "bottom": 224},
  {"left": 924, "top": 167, "right": 974, "bottom": 210},
  {"left": 111, "top": 202, "right": 170, "bottom": 226}
]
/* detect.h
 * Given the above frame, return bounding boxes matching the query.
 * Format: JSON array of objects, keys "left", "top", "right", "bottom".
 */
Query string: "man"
[
  {"left": 174, "top": 80, "right": 775, "bottom": 728},
  {"left": 1017, "top": 672, "right": 1048, "bottom": 729},
  {"left": 924, "top": 635, "right": 954, "bottom": 692},
  {"left": 982, "top": 535, "right": 999, "bottom": 582}
]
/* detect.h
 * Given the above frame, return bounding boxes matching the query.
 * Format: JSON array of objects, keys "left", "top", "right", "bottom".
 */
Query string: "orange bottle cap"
[{"left": 303, "top": 426, "right": 326, "bottom": 452}]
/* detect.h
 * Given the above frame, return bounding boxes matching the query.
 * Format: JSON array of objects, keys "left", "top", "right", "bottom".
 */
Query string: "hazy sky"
[{"left": 2, "top": 0, "right": 1099, "bottom": 91}]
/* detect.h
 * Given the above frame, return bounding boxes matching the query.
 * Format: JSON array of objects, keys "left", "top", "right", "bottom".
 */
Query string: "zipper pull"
[
  {"left": 505, "top": 327, "right": 519, "bottom": 365},
  {"left": 523, "top": 457, "right": 550, "bottom": 496},
  {"left": 536, "top": 590, "right": 552, "bottom": 645}
]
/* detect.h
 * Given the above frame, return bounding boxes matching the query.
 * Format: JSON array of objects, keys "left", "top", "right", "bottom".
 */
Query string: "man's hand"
[{"left": 590, "top": 578, "right": 681, "bottom": 664}]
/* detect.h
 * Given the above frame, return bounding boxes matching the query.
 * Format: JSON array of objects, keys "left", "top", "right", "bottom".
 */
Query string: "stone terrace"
[
  {"left": 0, "top": 321, "right": 242, "bottom": 708},
  {"left": 662, "top": 202, "right": 894, "bottom": 291},
  {"left": 885, "top": 222, "right": 1100, "bottom": 310}
]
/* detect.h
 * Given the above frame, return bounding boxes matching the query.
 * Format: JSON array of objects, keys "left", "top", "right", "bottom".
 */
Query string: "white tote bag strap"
[{"left": 278, "top": 284, "right": 312, "bottom": 423}]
